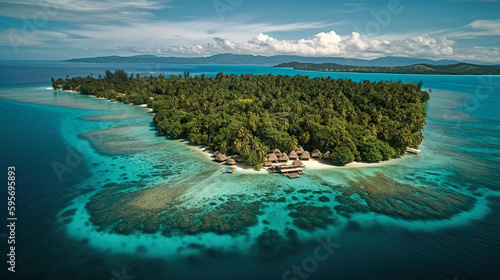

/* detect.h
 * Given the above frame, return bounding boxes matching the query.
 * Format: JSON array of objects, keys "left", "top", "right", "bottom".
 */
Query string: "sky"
[{"left": 0, "top": 0, "right": 499, "bottom": 62}]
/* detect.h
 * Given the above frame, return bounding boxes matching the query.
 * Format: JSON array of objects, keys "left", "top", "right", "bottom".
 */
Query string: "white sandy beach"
[{"left": 182, "top": 139, "right": 396, "bottom": 175}]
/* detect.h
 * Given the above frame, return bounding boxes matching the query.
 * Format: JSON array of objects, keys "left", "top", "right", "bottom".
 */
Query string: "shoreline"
[
  {"left": 49, "top": 87, "right": 409, "bottom": 174},
  {"left": 182, "top": 139, "right": 403, "bottom": 174},
  {"left": 49, "top": 87, "right": 154, "bottom": 111}
]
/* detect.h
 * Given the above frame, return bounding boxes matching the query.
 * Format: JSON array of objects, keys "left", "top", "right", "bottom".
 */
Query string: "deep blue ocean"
[{"left": 0, "top": 60, "right": 499, "bottom": 280}]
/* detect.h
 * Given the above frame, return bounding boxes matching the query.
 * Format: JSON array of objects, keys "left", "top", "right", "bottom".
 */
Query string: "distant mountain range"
[
  {"left": 67, "top": 53, "right": 470, "bottom": 67},
  {"left": 275, "top": 62, "right": 500, "bottom": 75}
]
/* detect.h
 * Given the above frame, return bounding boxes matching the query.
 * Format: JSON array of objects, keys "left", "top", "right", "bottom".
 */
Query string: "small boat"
[
  {"left": 406, "top": 147, "right": 421, "bottom": 154},
  {"left": 222, "top": 167, "right": 236, "bottom": 173}
]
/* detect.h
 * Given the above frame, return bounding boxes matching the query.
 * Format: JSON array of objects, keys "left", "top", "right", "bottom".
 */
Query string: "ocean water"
[{"left": 0, "top": 61, "right": 499, "bottom": 280}]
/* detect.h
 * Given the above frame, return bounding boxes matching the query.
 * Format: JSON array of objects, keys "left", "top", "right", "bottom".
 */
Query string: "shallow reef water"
[{"left": 2, "top": 62, "right": 499, "bottom": 279}]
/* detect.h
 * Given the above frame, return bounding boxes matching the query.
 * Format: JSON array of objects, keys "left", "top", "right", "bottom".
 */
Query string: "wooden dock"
[
  {"left": 264, "top": 163, "right": 306, "bottom": 178},
  {"left": 283, "top": 172, "right": 300, "bottom": 178}
]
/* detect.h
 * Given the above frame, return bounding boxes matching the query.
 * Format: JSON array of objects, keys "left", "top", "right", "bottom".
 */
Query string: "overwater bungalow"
[
  {"left": 215, "top": 153, "right": 228, "bottom": 162},
  {"left": 288, "top": 150, "right": 299, "bottom": 160},
  {"left": 276, "top": 165, "right": 303, "bottom": 173},
  {"left": 267, "top": 153, "right": 278, "bottom": 162},
  {"left": 226, "top": 158, "right": 236, "bottom": 165},
  {"left": 273, "top": 148, "right": 282, "bottom": 157},
  {"left": 323, "top": 151, "right": 331, "bottom": 159},
  {"left": 233, "top": 155, "right": 243, "bottom": 162},
  {"left": 295, "top": 145, "right": 304, "bottom": 155},
  {"left": 264, "top": 161, "right": 273, "bottom": 167},
  {"left": 292, "top": 160, "right": 304, "bottom": 166},
  {"left": 279, "top": 153, "right": 289, "bottom": 162},
  {"left": 311, "top": 149, "right": 322, "bottom": 158},
  {"left": 301, "top": 151, "right": 311, "bottom": 160},
  {"left": 213, "top": 151, "right": 221, "bottom": 157}
]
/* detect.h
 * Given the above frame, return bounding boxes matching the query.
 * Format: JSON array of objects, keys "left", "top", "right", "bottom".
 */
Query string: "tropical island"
[
  {"left": 52, "top": 70, "right": 429, "bottom": 168},
  {"left": 275, "top": 62, "right": 500, "bottom": 75}
]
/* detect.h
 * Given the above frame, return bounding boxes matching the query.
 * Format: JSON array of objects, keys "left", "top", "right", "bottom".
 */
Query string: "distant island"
[
  {"left": 66, "top": 53, "right": 466, "bottom": 67},
  {"left": 275, "top": 62, "right": 500, "bottom": 75},
  {"left": 52, "top": 70, "right": 429, "bottom": 168}
]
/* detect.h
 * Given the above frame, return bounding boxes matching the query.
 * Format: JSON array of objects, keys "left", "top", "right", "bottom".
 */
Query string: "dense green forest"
[
  {"left": 275, "top": 62, "right": 500, "bottom": 75},
  {"left": 52, "top": 70, "right": 429, "bottom": 168}
]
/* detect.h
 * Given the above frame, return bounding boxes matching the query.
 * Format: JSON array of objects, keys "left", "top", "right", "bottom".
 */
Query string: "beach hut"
[
  {"left": 323, "top": 151, "right": 331, "bottom": 159},
  {"left": 264, "top": 161, "right": 273, "bottom": 167},
  {"left": 292, "top": 160, "right": 304, "bottom": 166},
  {"left": 215, "top": 153, "right": 228, "bottom": 162},
  {"left": 311, "top": 149, "right": 322, "bottom": 158},
  {"left": 288, "top": 150, "right": 299, "bottom": 160},
  {"left": 226, "top": 158, "right": 236, "bottom": 165},
  {"left": 279, "top": 153, "right": 289, "bottom": 162},
  {"left": 233, "top": 155, "right": 243, "bottom": 162},
  {"left": 273, "top": 148, "right": 282, "bottom": 157},
  {"left": 213, "top": 151, "right": 221, "bottom": 158},
  {"left": 267, "top": 153, "right": 278, "bottom": 162},
  {"left": 300, "top": 151, "right": 311, "bottom": 160},
  {"left": 295, "top": 145, "right": 304, "bottom": 155}
]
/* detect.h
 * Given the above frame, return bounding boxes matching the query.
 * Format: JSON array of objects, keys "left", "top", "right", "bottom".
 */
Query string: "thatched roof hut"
[
  {"left": 273, "top": 148, "right": 282, "bottom": 157},
  {"left": 226, "top": 158, "right": 236, "bottom": 165},
  {"left": 293, "top": 160, "right": 304, "bottom": 166},
  {"left": 279, "top": 153, "right": 289, "bottom": 162},
  {"left": 213, "top": 151, "right": 221, "bottom": 157},
  {"left": 264, "top": 161, "right": 273, "bottom": 167},
  {"left": 267, "top": 153, "right": 278, "bottom": 162},
  {"left": 233, "top": 155, "right": 243, "bottom": 162},
  {"left": 215, "top": 153, "right": 228, "bottom": 162},
  {"left": 300, "top": 151, "right": 310, "bottom": 160},
  {"left": 288, "top": 150, "right": 299, "bottom": 160},
  {"left": 323, "top": 151, "right": 331, "bottom": 159},
  {"left": 295, "top": 145, "right": 304, "bottom": 155},
  {"left": 311, "top": 149, "right": 322, "bottom": 158}
]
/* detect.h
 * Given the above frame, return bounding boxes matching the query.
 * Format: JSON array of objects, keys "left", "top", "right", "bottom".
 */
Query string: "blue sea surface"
[{"left": 0, "top": 61, "right": 499, "bottom": 280}]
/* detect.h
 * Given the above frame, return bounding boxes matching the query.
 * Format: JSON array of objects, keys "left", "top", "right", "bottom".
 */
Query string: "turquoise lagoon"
[{"left": 0, "top": 61, "right": 499, "bottom": 280}]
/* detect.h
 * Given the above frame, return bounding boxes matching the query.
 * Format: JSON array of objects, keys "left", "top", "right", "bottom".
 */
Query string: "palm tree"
[
  {"left": 287, "top": 136, "right": 298, "bottom": 153},
  {"left": 304, "top": 118, "right": 314, "bottom": 130},
  {"left": 300, "top": 132, "right": 310, "bottom": 145},
  {"left": 241, "top": 143, "right": 251, "bottom": 157},
  {"left": 282, "top": 121, "right": 290, "bottom": 131},
  {"left": 233, "top": 139, "right": 242, "bottom": 154}
]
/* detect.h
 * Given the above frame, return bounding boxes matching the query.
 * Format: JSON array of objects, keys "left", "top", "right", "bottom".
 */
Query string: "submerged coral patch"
[
  {"left": 254, "top": 229, "right": 300, "bottom": 260},
  {"left": 80, "top": 124, "right": 162, "bottom": 156},
  {"left": 335, "top": 173, "right": 476, "bottom": 220},
  {"left": 287, "top": 202, "right": 337, "bottom": 230},
  {"left": 86, "top": 181, "right": 264, "bottom": 236},
  {"left": 80, "top": 113, "right": 140, "bottom": 121}
]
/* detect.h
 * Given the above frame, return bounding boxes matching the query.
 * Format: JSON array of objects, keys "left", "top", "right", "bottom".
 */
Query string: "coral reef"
[{"left": 335, "top": 173, "right": 476, "bottom": 220}]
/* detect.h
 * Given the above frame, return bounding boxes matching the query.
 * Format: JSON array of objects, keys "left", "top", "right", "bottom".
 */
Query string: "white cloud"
[
  {"left": 60, "top": 20, "right": 330, "bottom": 50},
  {"left": 119, "top": 30, "right": 457, "bottom": 60},
  {"left": 0, "top": 0, "right": 168, "bottom": 23},
  {"left": 468, "top": 19, "right": 500, "bottom": 35},
  {"left": 114, "top": 29, "right": 500, "bottom": 63},
  {"left": 451, "top": 46, "right": 500, "bottom": 62},
  {"left": 0, "top": 28, "right": 68, "bottom": 47},
  {"left": 442, "top": 18, "right": 500, "bottom": 39}
]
